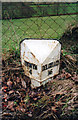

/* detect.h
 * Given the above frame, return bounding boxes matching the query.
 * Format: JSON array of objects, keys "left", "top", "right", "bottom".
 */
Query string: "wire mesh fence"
[{"left": 2, "top": 2, "right": 78, "bottom": 54}]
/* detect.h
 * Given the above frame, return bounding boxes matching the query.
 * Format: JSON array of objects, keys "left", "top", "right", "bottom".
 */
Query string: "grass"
[{"left": 2, "top": 14, "right": 76, "bottom": 54}]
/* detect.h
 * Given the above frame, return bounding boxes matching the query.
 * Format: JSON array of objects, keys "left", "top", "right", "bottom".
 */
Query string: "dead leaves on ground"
[{"left": 2, "top": 56, "right": 78, "bottom": 120}]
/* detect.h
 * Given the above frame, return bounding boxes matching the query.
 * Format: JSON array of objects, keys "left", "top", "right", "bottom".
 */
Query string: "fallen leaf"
[
  {"left": 17, "top": 77, "right": 20, "bottom": 83},
  {"left": 2, "top": 86, "right": 8, "bottom": 90},
  {"left": 30, "top": 91, "right": 37, "bottom": 98},
  {"left": 7, "top": 81, "right": 12, "bottom": 87},
  {"left": 65, "top": 72, "right": 71, "bottom": 79},
  {"left": 61, "top": 73, "right": 65, "bottom": 78},
  {"left": 71, "top": 75, "right": 78, "bottom": 83},
  {"left": 4, "top": 89, "right": 7, "bottom": 93},
  {"left": 62, "top": 69, "right": 66, "bottom": 73},
  {"left": 8, "top": 101, "right": 14, "bottom": 109},
  {"left": 52, "top": 106, "right": 57, "bottom": 113},
  {"left": 55, "top": 101, "right": 62, "bottom": 107},
  {"left": 3, "top": 112, "right": 12, "bottom": 117},
  {"left": 21, "top": 107, "right": 25, "bottom": 113},
  {"left": 61, "top": 50, "right": 63, "bottom": 54},
  {"left": 56, "top": 75, "right": 61, "bottom": 80},
  {"left": 9, "top": 90, "right": 14, "bottom": 94},
  {"left": 21, "top": 80, "right": 26, "bottom": 88},
  {"left": 4, "top": 94, "right": 8, "bottom": 98},
  {"left": 33, "top": 98, "right": 37, "bottom": 101},
  {"left": 65, "top": 55, "right": 77, "bottom": 63},
  {"left": 28, "top": 113, "right": 32, "bottom": 117}
]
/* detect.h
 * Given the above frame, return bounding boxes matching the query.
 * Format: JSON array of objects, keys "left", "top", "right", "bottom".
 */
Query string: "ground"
[{"left": 1, "top": 26, "right": 78, "bottom": 120}]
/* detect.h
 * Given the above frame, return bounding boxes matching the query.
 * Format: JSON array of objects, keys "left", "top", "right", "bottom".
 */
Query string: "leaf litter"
[{"left": 1, "top": 53, "right": 78, "bottom": 120}]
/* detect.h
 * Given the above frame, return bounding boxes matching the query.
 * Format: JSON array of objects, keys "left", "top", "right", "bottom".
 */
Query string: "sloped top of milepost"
[{"left": 22, "top": 39, "right": 59, "bottom": 64}]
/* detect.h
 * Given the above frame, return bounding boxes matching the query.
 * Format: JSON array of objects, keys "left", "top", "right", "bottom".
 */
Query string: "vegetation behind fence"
[
  {"left": 2, "top": 2, "right": 78, "bottom": 54},
  {"left": 2, "top": 2, "right": 77, "bottom": 19}
]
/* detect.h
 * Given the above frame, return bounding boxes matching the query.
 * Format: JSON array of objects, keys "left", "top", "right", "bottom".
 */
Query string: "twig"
[
  {"left": 2, "top": 67, "right": 23, "bottom": 73},
  {"left": 36, "top": 109, "right": 49, "bottom": 119}
]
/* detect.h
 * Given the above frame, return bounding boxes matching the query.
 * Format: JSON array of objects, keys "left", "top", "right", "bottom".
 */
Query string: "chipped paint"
[{"left": 20, "top": 39, "right": 61, "bottom": 88}]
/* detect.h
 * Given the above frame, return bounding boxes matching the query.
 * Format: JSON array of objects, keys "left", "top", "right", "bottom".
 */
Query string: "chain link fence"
[{"left": 2, "top": 2, "right": 78, "bottom": 54}]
